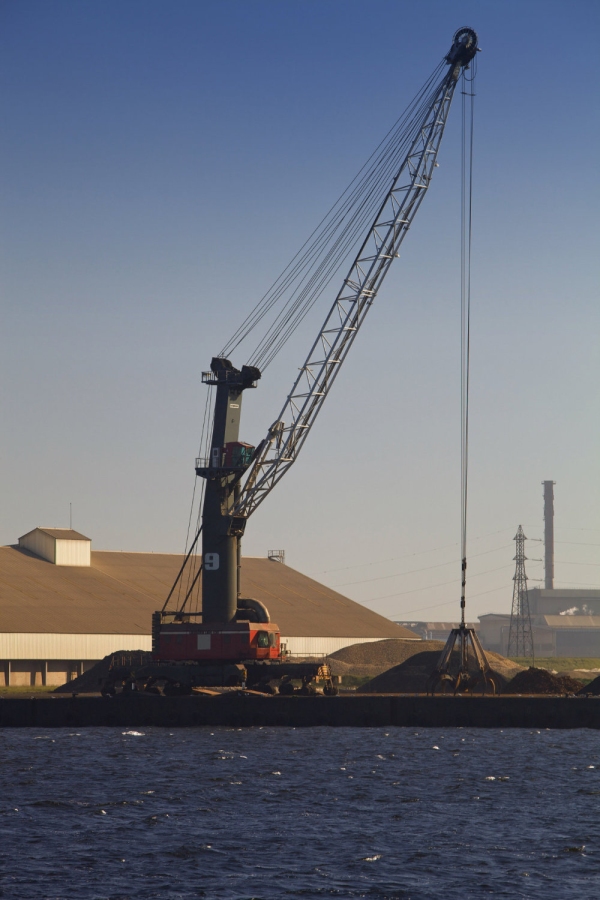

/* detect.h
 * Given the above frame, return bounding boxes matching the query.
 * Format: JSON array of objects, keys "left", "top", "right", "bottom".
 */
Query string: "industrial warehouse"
[{"left": 0, "top": 526, "right": 415, "bottom": 686}]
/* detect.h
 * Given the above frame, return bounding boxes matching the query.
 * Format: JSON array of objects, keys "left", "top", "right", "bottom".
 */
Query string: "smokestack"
[{"left": 543, "top": 480, "right": 555, "bottom": 589}]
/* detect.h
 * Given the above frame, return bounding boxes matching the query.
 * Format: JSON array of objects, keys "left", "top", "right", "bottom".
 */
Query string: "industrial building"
[
  {"left": 396, "top": 595, "right": 600, "bottom": 659},
  {"left": 478, "top": 588, "right": 600, "bottom": 657},
  {"left": 0, "top": 527, "right": 416, "bottom": 686},
  {"left": 475, "top": 483, "right": 600, "bottom": 658},
  {"left": 480, "top": 482, "right": 600, "bottom": 658}
]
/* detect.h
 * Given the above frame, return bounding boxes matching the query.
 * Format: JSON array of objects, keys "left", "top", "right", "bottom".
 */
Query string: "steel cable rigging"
[
  {"left": 218, "top": 60, "right": 448, "bottom": 371},
  {"left": 459, "top": 59, "right": 476, "bottom": 624},
  {"left": 425, "top": 56, "right": 491, "bottom": 695},
  {"left": 170, "top": 67, "right": 449, "bottom": 612}
]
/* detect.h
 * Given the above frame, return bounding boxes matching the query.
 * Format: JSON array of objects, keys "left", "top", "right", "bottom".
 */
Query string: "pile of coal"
[
  {"left": 577, "top": 674, "right": 600, "bottom": 695},
  {"left": 53, "top": 651, "right": 151, "bottom": 693},
  {"left": 356, "top": 649, "right": 523, "bottom": 693},
  {"left": 502, "top": 666, "right": 584, "bottom": 695}
]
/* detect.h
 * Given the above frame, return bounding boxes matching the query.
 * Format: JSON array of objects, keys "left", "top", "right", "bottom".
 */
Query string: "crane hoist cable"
[
  {"left": 426, "top": 53, "right": 494, "bottom": 696},
  {"left": 218, "top": 59, "right": 447, "bottom": 370},
  {"left": 171, "top": 386, "right": 214, "bottom": 613},
  {"left": 250, "top": 72, "right": 446, "bottom": 370},
  {"left": 460, "top": 59, "right": 476, "bottom": 624}
]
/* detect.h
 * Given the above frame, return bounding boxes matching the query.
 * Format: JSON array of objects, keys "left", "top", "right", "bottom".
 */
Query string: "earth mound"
[
  {"left": 53, "top": 651, "right": 151, "bottom": 693},
  {"left": 357, "top": 649, "right": 523, "bottom": 693},
  {"left": 502, "top": 666, "right": 584, "bottom": 695},
  {"left": 327, "top": 639, "right": 442, "bottom": 678}
]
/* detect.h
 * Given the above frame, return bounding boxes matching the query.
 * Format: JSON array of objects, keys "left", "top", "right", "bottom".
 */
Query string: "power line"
[
  {"left": 389, "top": 583, "right": 511, "bottom": 619},
  {"left": 361, "top": 562, "right": 513, "bottom": 604},
  {"left": 555, "top": 528, "right": 600, "bottom": 535},
  {"left": 553, "top": 581, "right": 600, "bottom": 588},
  {"left": 524, "top": 535, "right": 600, "bottom": 549},
  {"left": 330, "top": 543, "right": 512, "bottom": 588},
  {"left": 555, "top": 541, "right": 600, "bottom": 548},
  {"left": 309, "top": 527, "right": 515, "bottom": 575},
  {"left": 556, "top": 560, "right": 600, "bottom": 567}
]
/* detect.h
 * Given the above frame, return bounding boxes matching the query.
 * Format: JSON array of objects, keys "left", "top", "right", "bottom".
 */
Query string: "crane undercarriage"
[{"left": 100, "top": 659, "right": 337, "bottom": 697}]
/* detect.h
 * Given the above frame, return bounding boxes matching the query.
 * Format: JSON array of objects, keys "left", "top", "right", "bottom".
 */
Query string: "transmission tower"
[{"left": 507, "top": 525, "right": 534, "bottom": 662}]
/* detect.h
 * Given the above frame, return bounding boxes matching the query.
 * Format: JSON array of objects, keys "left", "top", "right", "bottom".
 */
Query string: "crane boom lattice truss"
[
  {"left": 234, "top": 64, "right": 463, "bottom": 521},
  {"left": 507, "top": 525, "right": 535, "bottom": 661}
]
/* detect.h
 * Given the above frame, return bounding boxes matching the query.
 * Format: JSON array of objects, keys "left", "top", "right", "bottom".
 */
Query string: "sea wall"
[{"left": 1, "top": 693, "right": 600, "bottom": 728}]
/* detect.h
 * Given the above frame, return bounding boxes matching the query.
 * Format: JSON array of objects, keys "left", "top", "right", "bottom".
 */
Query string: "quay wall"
[{"left": 1, "top": 694, "right": 600, "bottom": 729}]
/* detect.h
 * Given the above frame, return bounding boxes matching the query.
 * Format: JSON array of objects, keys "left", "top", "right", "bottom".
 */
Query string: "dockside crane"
[{"left": 104, "top": 29, "right": 480, "bottom": 696}]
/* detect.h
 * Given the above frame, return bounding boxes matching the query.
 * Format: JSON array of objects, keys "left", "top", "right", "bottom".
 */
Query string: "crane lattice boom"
[{"left": 234, "top": 28, "right": 478, "bottom": 521}]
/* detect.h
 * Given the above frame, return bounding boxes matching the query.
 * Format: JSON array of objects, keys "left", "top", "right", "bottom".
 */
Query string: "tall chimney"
[{"left": 543, "top": 480, "right": 555, "bottom": 590}]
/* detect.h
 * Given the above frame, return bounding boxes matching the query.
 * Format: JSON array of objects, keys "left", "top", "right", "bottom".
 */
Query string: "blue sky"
[{"left": 2, "top": 0, "right": 599, "bottom": 622}]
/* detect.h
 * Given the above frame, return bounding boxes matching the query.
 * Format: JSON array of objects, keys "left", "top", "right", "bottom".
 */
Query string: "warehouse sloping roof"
[
  {"left": 0, "top": 546, "right": 414, "bottom": 639},
  {"left": 20, "top": 528, "right": 91, "bottom": 542}
]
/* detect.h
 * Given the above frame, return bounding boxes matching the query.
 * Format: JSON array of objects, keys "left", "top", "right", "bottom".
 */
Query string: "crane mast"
[{"left": 180, "top": 28, "right": 478, "bottom": 627}]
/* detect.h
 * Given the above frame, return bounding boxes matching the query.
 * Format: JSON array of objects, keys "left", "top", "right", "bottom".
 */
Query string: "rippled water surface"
[{"left": 1, "top": 726, "right": 599, "bottom": 899}]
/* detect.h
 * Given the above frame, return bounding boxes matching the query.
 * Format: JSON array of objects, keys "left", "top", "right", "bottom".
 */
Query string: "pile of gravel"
[
  {"left": 288, "top": 640, "right": 438, "bottom": 679},
  {"left": 357, "top": 648, "right": 523, "bottom": 693},
  {"left": 53, "top": 651, "right": 151, "bottom": 693},
  {"left": 328, "top": 639, "right": 443, "bottom": 678},
  {"left": 502, "top": 666, "right": 584, "bottom": 695}
]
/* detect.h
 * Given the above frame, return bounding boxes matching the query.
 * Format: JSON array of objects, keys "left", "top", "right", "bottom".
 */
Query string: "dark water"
[{"left": 1, "top": 727, "right": 599, "bottom": 899}]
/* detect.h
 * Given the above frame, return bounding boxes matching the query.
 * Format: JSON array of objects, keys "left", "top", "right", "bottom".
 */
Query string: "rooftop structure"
[{"left": 18, "top": 527, "right": 91, "bottom": 566}]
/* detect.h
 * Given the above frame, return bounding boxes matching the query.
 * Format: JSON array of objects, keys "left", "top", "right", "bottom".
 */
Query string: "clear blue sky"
[{"left": 2, "top": 0, "right": 599, "bottom": 622}]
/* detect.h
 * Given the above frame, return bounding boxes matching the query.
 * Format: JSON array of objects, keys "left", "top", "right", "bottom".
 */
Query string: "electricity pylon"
[{"left": 507, "top": 525, "right": 534, "bottom": 662}]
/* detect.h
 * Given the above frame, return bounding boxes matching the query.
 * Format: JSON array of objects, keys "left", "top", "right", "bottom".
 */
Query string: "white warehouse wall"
[
  {"left": 0, "top": 633, "right": 152, "bottom": 660},
  {"left": 0, "top": 633, "right": 417, "bottom": 661}
]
